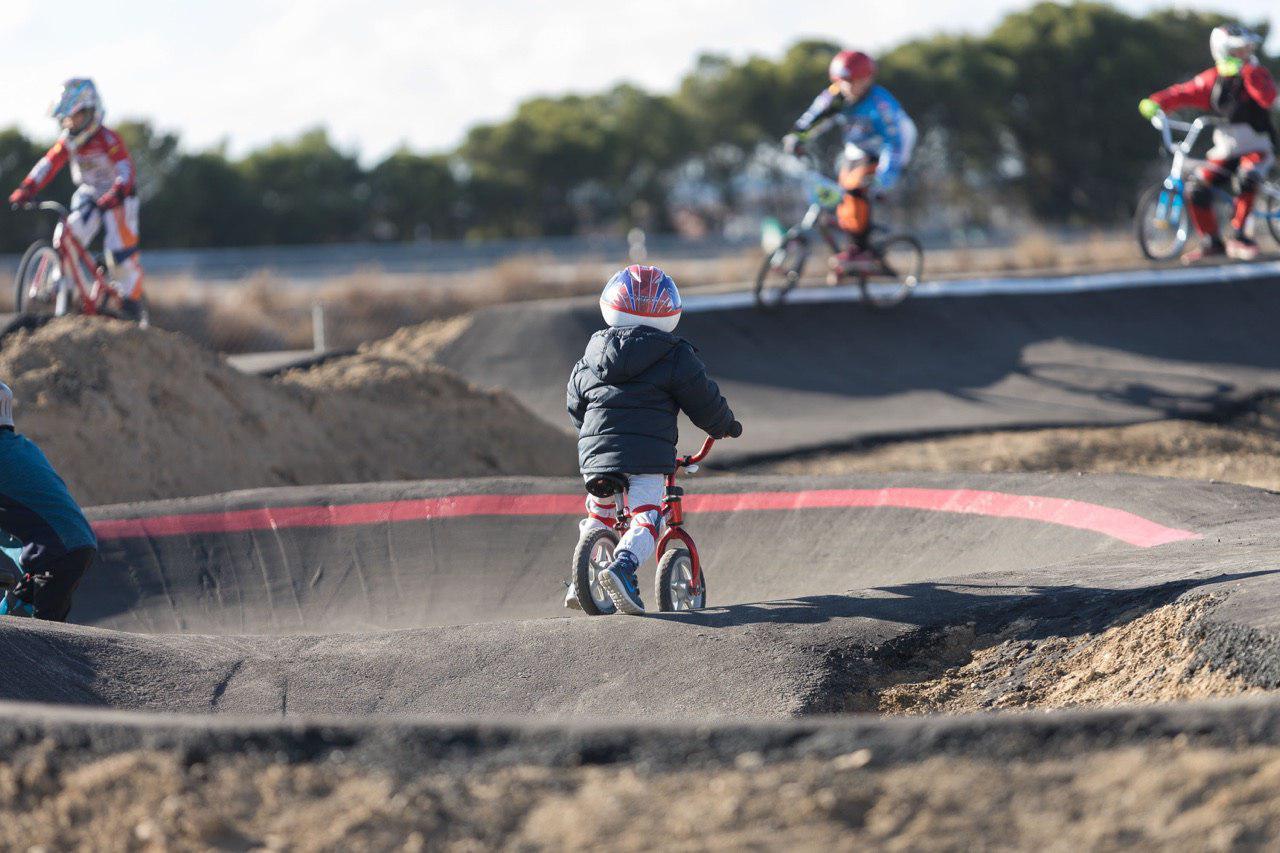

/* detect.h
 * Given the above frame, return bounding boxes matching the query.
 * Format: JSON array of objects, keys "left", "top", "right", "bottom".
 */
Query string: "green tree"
[{"left": 238, "top": 128, "right": 366, "bottom": 244}]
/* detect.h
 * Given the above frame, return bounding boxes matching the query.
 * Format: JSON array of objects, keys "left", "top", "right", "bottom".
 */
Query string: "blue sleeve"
[
  {"left": 868, "top": 89, "right": 913, "bottom": 190},
  {"left": 793, "top": 86, "right": 840, "bottom": 135}
]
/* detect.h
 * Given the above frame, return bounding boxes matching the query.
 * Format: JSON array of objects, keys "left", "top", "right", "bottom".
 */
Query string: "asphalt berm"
[{"left": 8, "top": 272, "right": 1280, "bottom": 847}]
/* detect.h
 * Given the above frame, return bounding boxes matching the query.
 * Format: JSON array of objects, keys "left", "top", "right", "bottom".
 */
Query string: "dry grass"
[
  {"left": 137, "top": 228, "right": 1142, "bottom": 353},
  {"left": 752, "top": 398, "right": 1280, "bottom": 492}
]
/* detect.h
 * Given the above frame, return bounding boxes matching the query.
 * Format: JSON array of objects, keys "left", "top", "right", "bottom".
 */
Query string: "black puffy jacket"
[{"left": 567, "top": 326, "right": 736, "bottom": 475}]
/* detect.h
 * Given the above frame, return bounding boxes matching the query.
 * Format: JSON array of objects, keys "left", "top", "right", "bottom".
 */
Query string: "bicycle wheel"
[
  {"left": 13, "top": 240, "right": 63, "bottom": 316},
  {"left": 656, "top": 546, "right": 706, "bottom": 612},
  {"left": 572, "top": 527, "right": 618, "bottom": 616},
  {"left": 753, "top": 237, "right": 809, "bottom": 311},
  {"left": 861, "top": 234, "right": 922, "bottom": 309},
  {"left": 1135, "top": 183, "right": 1190, "bottom": 261},
  {"left": 1265, "top": 190, "right": 1280, "bottom": 248}
]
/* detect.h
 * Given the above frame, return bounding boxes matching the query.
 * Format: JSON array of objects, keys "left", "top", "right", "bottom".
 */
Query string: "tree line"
[{"left": 0, "top": 2, "right": 1272, "bottom": 252}]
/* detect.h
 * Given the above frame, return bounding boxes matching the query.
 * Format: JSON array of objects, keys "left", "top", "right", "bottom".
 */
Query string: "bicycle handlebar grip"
[{"left": 726, "top": 420, "right": 743, "bottom": 438}]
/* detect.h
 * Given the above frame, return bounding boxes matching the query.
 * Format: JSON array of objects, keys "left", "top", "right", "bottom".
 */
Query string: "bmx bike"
[
  {"left": 570, "top": 436, "right": 715, "bottom": 615},
  {"left": 754, "top": 152, "right": 923, "bottom": 311},
  {"left": 1135, "top": 110, "right": 1280, "bottom": 261},
  {"left": 12, "top": 199, "right": 149, "bottom": 325},
  {"left": 0, "top": 530, "right": 22, "bottom": 591}
]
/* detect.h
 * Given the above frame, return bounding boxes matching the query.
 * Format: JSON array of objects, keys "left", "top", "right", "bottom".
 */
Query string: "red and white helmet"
[
  {"left": 829, "top": 50, "right": 876, "bottom": 84},
  {"left": 599, "top": 265, "right": 682, "bottom": 333}
]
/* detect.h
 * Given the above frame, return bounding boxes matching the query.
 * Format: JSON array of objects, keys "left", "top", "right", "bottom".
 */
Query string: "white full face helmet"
[
  {"left": 1210, "top": 25, "right": 1262, "bottom": 76},
  {"left": 49, "top": 78, "right": 104, "bottom": 149}
]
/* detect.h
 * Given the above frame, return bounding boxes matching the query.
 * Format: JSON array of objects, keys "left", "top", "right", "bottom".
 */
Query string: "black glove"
[{"left": 726, "top": 420, "right": 743, "bottom": 438}]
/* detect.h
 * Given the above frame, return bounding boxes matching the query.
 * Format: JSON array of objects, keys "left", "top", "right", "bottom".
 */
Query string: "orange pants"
[{"left": 836, "top": 159, "right": 878, "bottom": 237}]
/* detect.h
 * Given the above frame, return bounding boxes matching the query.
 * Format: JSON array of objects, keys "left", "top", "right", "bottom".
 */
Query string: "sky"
[{"left": 1, "top": 0, "right": 1274, "bottom": 162}]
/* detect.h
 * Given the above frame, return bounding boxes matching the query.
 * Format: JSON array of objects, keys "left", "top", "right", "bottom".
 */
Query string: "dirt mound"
[
  {"left": 8, "top": 739, "right": 1280, "bottom": 850},
  {"left": 879, "top": 597, "right": 1265, "bottom": 715},
  {"left": 0, "top": 318, "right": 574, "bottom": 504}
]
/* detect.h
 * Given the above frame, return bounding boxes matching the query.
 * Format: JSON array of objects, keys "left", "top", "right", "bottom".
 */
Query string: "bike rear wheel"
[
  {"left": 572, "top": 527, "right": 619, "bottom": 616},
  {"left": 1135, "top": 183, "right": 1190, "bottom": 261},
  {"left": 753, "top": 238, "right": 808, "bottom": 311},
  {"left": 14, "top": 240, "right": 64, "bottom": 316},
  {"left": 861, "top": 234, "right": 922, "bottom": 309},
  {"left": 1265, "top": 190, "right": 1280, "bottom": 248},
  {"left": 656, "top": 546, "right": 706, "bottom": 612}
]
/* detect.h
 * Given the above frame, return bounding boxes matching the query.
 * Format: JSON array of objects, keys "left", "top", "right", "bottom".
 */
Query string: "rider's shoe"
[
  {"left": 118, "top": 297, "right": 146, "bottom": 324},
  {"left": 1226, "top": 234, "right": 1260, "bottom": 261},
  {"left": 1182, "top": 239, "right": 1226, "bottom": 265},
  {"left": 0, "top": 588, "right": 34, "bottom": 618},
  {"left": 563, "top": 581, "right": 582, "bottom": 611},
  {"left": 598, "top": 550, "right": 644, "bottom": 615}
]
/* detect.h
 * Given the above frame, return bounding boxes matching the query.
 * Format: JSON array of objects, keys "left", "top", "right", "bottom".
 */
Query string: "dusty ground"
[
  {"left": 880, "top": 598, "right": 1264, "bottom": 715},
  {"left": 0, "top": 317, "right": 573, "bottom": 504},
  {"left": 7, "top": 737, "right": 1280, "bottom": 851},
  {"left": 751, "top": 399, "right": 1280, "bottom": 492}
]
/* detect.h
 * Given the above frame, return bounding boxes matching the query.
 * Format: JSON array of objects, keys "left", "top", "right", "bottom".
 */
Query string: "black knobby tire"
[
  {"left": 1265, "top": 191, "right": 1280, "bottom": 248},
  {"left": 656, "top": 547, "right": 706, "bottom": 612},
  {"left": 14, "top": 240, "right": 61, "bottom": 316},
  {"left": 1134, "top": 183, "right": 1190, "bottom": 261},
  {"left": 572, "top": 527, "right": 618, "bottom": 616},
  {"left": 753, "top": 239, "right": 808, "bottom": 311},
  {"left": 860, "top": 234, "right": 922, "bottom": 309}
]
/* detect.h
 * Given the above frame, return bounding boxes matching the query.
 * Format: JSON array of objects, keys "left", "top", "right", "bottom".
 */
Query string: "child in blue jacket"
[{"left": 0, "top": 382, "right": 97, "bottom": 621}]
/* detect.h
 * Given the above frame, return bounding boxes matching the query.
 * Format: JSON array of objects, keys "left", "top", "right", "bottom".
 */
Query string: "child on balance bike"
[{"left": 565, "top": 265, "right": 741, "bottom": 615}]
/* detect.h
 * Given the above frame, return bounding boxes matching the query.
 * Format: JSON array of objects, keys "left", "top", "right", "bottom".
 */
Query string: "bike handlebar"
[
  {"left": 1149, "top": 109, "right": 1219, "bottom": 156},
  {"left": 679, "top": 437, "right": 716, "bottom": 467},
  {"left": 11, "top": 200, "right": 70, "bottom": 219}
]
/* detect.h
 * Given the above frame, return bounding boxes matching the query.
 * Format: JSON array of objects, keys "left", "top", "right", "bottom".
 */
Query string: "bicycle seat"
[{"left": 584, "top": 473, "right": 629, "bottom": 498}]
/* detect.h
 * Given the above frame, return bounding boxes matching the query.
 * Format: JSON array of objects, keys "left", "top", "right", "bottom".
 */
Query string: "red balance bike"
[
  {"left": 13, "top": 200, "right": 148, "bottom": 325},
  {"left": 572, "top": 437, "right": 715, "bottom": 615}
]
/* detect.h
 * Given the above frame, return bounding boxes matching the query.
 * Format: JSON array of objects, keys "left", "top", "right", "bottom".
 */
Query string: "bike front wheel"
[
  {"left": 1135, "top": 183, "right": 1190, "bottom": 261},
  {"left": 753, "top": 237, "right": 808, "bottom": 311},
  {"left": 14, "top": 240, "right": 64, "bottom": 317},
  {"left": 861, "top": 234, "right": 922, "bottom": 309},
  {"left": 572, "top": 527, "right": 619, "bottom": 616},
  {"left": 656, "top": 547, "right": 706, "bottom": 612}
]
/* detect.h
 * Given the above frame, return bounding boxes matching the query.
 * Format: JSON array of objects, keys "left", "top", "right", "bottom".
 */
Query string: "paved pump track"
[
  {"left": 9, "top": 267, "right": 1280, "bottom": 781},
  {"left": 435, "top": 270, "right": 1280, "bottom": 465}
]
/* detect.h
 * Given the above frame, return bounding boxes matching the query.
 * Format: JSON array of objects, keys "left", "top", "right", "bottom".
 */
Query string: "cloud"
[{"left": 0, "top": 0, "right": 1273, "bottom": 161}]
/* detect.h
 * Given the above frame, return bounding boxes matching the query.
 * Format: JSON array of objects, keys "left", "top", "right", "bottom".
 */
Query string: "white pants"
[
  {"left": 579, "top": 473, "right": 666, "bottom": 565},
  {"left": 56, "top": 186, "right": 144, "bottom": 298}
]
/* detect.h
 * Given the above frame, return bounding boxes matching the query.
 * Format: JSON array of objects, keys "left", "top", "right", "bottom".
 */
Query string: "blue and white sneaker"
[
  {"left": 0, "top": 589, "right": 34, "bottom": 618},
  {"left": 598, "top": 550, "right": 644, "bottom": 615}
]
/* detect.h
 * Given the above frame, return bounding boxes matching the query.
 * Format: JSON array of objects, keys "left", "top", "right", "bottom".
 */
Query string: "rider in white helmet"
[
  {"left": 1139, "top": 25, "right": 1276, "bottom": 262},
  {"left": 8, "top": 79, "right": 147, "bottom": 320}
]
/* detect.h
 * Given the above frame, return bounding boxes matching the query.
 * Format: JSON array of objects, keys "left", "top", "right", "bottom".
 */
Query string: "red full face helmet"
[{"left": 829, "top": 50, "right": 876, "bottom": 84}]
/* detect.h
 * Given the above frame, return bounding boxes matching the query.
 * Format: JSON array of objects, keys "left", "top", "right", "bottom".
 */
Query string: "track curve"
[
  {"left": 436, "top": 275, "right": 1280, "bottom": 463},
  {"left": 0, "top": 473, "right": 1267, "bottom": 720}
]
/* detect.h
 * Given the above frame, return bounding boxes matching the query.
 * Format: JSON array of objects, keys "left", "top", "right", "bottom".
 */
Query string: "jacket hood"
[{"left": 585, "top": 326, "right": 681, "bottom": 384}]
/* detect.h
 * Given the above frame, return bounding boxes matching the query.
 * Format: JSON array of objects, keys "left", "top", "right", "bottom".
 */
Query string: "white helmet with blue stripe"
[{"left": 50, "top": 78, "right": 104, "bottom": 149}]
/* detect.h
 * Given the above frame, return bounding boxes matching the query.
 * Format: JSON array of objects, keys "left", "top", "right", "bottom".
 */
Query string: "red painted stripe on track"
[{"left": 91, "top": 488, "right": 1200, "bottom": 549}]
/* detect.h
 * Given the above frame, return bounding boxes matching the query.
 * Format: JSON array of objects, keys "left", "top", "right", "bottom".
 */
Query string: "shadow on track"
[{"left": 648, "top": 570, "right": 1278, "bottom": 636}]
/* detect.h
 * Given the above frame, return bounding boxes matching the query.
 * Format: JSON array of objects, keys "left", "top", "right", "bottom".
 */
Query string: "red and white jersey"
[{"left": 23, "top": 126, "right": 135, "bottom": 197}]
